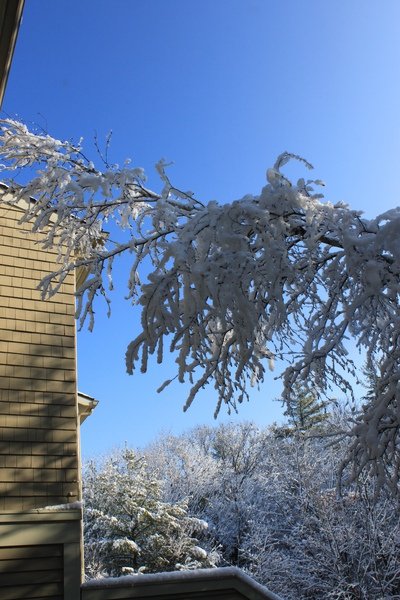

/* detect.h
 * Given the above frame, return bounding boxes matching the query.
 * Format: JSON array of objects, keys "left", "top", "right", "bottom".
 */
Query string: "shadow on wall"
[{"left": 0, "top": 340, "right": 80, "bottom": 512}]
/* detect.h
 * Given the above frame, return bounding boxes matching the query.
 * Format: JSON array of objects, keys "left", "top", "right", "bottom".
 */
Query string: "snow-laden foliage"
[
  {"left": 143, "top": 421, "right": 400, "bottom": 600},
  {"left": 82, "top": 449, "right": 218, "bottom": 578},
  {"left": 1, "top": 119, "right": 400, "bottom": 491}
]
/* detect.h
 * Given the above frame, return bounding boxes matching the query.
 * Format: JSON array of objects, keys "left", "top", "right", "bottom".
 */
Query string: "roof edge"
[{"left": 0, "top": 0, "right": 25, "bottom": 108}]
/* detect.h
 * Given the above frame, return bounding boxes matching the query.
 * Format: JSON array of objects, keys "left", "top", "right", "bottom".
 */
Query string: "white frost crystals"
[{"left": 1, "top": 119, "right": 400, "bottom": 492}]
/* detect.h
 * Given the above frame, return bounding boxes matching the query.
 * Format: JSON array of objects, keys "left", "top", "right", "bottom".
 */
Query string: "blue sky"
[{"left": 3, "top": 0, "right": 400, "bottom": 456}]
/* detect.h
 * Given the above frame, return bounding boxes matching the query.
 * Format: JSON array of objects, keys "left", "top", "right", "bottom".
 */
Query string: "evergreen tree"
[
  {"left": 83, "top": 448, "right": 218, "bottom": 578},
  {"left": 285, "top": 387, "right": 329, "bottom": 431},
  {"left": 274, "top": 386, "right": 329, "bottom": 437}
]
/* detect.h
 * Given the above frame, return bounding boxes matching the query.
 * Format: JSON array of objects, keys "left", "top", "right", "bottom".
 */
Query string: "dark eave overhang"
[{"left": 0, "top": 0, "right": 24, "bottom": 108}]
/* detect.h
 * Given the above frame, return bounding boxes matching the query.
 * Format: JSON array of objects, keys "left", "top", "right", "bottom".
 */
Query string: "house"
[
  {"left": 0, "top": 186, "right": 85, "bottom": 598},
  {"left": 0, "top": 3, "right": 281, "bottom": 598},
  {"left": 1, "top": 5, "right": 84, "bottom": 599}
]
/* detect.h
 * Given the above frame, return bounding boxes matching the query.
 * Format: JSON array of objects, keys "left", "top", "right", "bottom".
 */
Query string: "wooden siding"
[
  {"left": 0, "top": 511, "right": 83, "bottom": 600},
  {"left": 0, "top": 544, "right": 63, "bottom": 600},
  {"left": 82, "top": 588, "right": 248, "bottom": 600},
  {"left": 0, "top": 200, "right": 79, "bottom": 511},
  {"left": 83, "top": 590, "right": 247, "bottom": 600}
]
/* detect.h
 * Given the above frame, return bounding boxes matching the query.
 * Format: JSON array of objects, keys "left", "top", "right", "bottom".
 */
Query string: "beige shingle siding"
[
  {"left": 0, "top": 202, "right": 79, "bottom": 511},
  {"left": 0, "top": 543, "right": 64, "bottom": 600}
]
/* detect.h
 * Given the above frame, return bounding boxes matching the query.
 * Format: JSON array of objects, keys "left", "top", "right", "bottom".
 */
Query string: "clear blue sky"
[{"left": 3, "top": 0, "right": 400, "bottom": 457}]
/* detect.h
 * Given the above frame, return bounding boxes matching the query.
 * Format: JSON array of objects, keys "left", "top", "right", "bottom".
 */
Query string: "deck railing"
[{"left": 81, "top": 567, "right": 283, "bottom": 600}]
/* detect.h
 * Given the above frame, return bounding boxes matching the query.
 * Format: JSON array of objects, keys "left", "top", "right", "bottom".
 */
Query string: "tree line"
[{"left": 83, "top": 399, "right": 400, "bottom": 599}]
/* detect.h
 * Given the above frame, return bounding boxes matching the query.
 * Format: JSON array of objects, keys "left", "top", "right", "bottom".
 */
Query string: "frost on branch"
[{"left": 1, "top": 119, "right": 400, "bottom": 491}]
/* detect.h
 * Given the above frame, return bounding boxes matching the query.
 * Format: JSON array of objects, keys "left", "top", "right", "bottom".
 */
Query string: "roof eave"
[{"left": 0, "top": 0, "right": 25, "bottom": 108}]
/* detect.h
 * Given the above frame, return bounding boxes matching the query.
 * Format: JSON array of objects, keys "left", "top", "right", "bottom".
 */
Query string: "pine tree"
[
  {"left": 277, "top": 386, "right": 329, "bottom": 436},
  {"left": 83, "top": 448, "right": 218, "bottom": 578}
]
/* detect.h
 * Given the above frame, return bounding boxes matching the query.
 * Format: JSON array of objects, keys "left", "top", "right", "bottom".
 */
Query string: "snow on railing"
[{"left": 81, "top": 566, "right": 283, "bottom": 600}]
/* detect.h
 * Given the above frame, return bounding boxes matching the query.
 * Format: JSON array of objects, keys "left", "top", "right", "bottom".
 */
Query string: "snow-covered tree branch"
[{"left": 1, "top": 119, "right": 399, "bottom": 491}]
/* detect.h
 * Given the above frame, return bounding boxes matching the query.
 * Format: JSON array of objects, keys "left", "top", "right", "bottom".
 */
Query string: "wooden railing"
[{"left": 81, "top": 567, "right": 283, "bottom": 600}]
